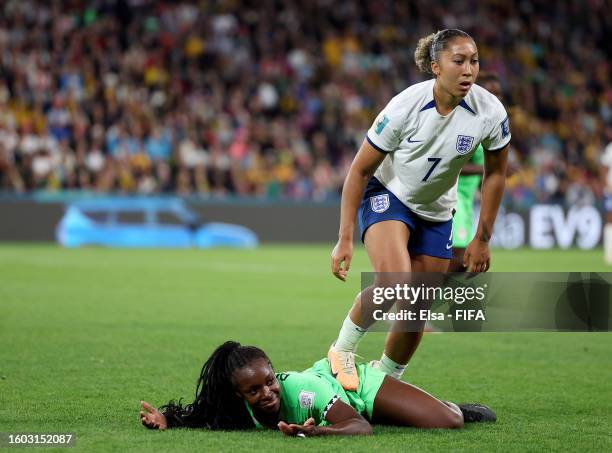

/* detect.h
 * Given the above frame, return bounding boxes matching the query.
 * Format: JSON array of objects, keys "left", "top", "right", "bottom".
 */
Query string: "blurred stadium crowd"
[{"left": 0, "top": 0, "right": 610, "bottom": 207}]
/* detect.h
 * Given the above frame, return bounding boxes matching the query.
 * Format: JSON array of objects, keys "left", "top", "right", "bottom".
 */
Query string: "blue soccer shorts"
[{"left": 358, "top": 177, "right": 453, "bottom": 259}]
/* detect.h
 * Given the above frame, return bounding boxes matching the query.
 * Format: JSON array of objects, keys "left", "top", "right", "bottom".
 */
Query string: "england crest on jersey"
[
  {"left": 456, "top": 135, "right": 474, "bottom": 155},
  {"left": 370, "top": 194, "right": 390, "bottom": 213}
]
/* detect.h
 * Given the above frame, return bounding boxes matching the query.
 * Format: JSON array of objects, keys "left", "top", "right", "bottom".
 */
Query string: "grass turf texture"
[{"left": 1, "top": 244, "right": 611, "bottom": 452}]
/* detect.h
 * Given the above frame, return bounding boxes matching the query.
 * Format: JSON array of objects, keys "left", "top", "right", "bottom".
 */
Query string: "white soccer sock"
[
  {"left": 379, "top": 353, "right": 407, "bottom": 379},
  {"left": 334, "top": 316, "right": 368, "bottom": 352}
]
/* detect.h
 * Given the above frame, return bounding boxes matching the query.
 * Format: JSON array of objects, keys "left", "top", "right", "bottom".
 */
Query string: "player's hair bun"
[{"left": 414, "top": 32, "right": 437, "bottom": 74}]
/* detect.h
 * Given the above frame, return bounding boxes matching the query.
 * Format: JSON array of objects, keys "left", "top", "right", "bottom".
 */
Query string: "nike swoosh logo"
[
  {"left": 446, "top": 243, "right": 453, "bottom": 250},
  {"left": 406, "top": 136, "right": 424, "bottom": 143}
]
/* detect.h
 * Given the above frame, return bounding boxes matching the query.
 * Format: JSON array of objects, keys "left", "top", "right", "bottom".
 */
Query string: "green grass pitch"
[{"left": 1, "top": 244, "right": 611, "bottom": 452}]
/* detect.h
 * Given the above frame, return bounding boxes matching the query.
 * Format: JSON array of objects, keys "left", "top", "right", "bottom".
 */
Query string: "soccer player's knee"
[
  {"left": 375, "top": 261, "right": 410, "bottom": 273},
  {"left": 373, "top": 272, "right": 410, "bottom": 291}
]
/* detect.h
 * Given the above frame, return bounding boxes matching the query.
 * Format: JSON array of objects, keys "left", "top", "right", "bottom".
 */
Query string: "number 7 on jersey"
[{"left": 422, "top": 157, "right": 442, "bottom": 182}]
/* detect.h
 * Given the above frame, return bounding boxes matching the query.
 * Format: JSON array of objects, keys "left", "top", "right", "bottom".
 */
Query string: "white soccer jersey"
[{"left": 366, "top": 79, "right": 511, "bottom": 221}]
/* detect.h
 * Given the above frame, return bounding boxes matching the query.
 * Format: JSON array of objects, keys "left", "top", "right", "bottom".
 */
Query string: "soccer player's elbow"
[
  {"left": 359, "top": 420, "right": 374, "bottom": 435},
  {"left": 350, "top": 417, "right": 373, "bottom": 435}
]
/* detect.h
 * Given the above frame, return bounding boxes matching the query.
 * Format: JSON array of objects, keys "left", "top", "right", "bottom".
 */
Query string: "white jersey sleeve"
[
  {"left": 366, "top": 96, "right": 406, "bottom": 153},
  {"left": 481, "top": 98, "right": 511, "bottom": 151}
]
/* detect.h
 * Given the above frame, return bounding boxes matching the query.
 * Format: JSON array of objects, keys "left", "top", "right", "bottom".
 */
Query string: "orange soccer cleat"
[{"left": 327, "top": 344, "right": 359, "bottom": 391}]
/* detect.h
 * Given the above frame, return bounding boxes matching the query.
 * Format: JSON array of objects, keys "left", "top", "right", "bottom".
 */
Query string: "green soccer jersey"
[
  {"left": 245, "top": 358, "right": 387, "bottom": 428},
  {"left": 245, "top": 369, "right": 347, "bottom": 428},
  {"left": 457, "top": 144, "right": 484, "bottom": 196},
  {"left": 453, "top": 144, "right": 484, "bottom": 247}
]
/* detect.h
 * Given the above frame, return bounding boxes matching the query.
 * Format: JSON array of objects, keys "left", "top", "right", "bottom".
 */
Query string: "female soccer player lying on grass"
[{"left": 140, "top": 341, "right": 495, "bottom": 436}]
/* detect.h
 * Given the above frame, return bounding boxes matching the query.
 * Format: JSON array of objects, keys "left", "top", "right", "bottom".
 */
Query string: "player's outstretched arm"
[
  {"left": 465, "top": 146, "right": 509, "bottom": 272},
  {"left": 332, "top": 139, "right": 386, "bottom": 281},
  {"left": 140, "top": 401, "right": 168, "bottom": 430},
  {"left": 278, "top": 400, "right": 373, "bottom": 437}
]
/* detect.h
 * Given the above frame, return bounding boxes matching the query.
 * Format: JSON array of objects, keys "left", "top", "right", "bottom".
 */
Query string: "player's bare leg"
[
  {"left": 371, "top": 376, "right": 464, "bottom": 428},
  {"left": 329, "top": 220, "right": 410, "bottom": 391},
  {"left": 371, "top": 375, "right": 497, "bottom": 427},
  {"left": 349, "top": 220, "right": 412, "bottom": 324},
  {"left": 379, "top": 254, "right": 450, "bottom": 378}
]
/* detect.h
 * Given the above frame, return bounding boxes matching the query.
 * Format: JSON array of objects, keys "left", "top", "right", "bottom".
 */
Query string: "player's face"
[
  {"left": 433, "top": 37, "right": 479, "bottom": 98},
  {"left": 233, "top": 358, "right": 281, "bottom": 416}
]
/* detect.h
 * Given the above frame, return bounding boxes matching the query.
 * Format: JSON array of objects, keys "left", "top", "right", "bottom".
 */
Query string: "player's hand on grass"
[
  {"left": 464, "top": 240, "right": 490, "bottom": 273},
  {"left": 331, "top": 239, "right": 353, "bottom": 281},
  {"left": 140, "top": 401, "right": 168, "bottom": 430},
  {"left": 278, "top": 417, "right": 316, "bottom": 437}
]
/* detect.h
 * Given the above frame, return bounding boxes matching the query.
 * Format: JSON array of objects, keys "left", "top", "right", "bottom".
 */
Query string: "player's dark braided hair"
[
  {"left": 159, "top": 341, "right": 270, "bottom": 430},
  {"left": 414, "top": 29, "right": 474, "bottom": 75}
]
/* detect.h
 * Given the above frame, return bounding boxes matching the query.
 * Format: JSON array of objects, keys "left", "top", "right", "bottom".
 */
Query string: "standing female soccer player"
[
  {"left": 139, "top": 341, "right": 495, "bottom": 436},
  {"left": 329, "top": 29, "right": 511, "bottom": 390}
]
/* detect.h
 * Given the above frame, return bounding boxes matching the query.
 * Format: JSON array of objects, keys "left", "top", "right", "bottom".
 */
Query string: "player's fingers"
[
  {"left": 141, "top": 417, "right": 154, "bottom": 428},
  {"left": 481, "top": 259, "right": 488, "bottom": 272},
  {"left": 331, "top": 254, "right": 341, "bottom": 274},
  {"left": 278, "top": 421, "right": 294, "bottom": 436},
  {"left": 332, "top": 258, "right": 347, "bottom": 281},
  {"left": 288, "top": 424, "right": 307, "bottom": 433},
  {"left": 304, "top": 417, "right": 315, "bottom": 426},
  {"left": 344, "top": 255, "right": 352, "bottom": 272},
  {"left": 141, "top": 401, "right": 156, "bottom": 413}
]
